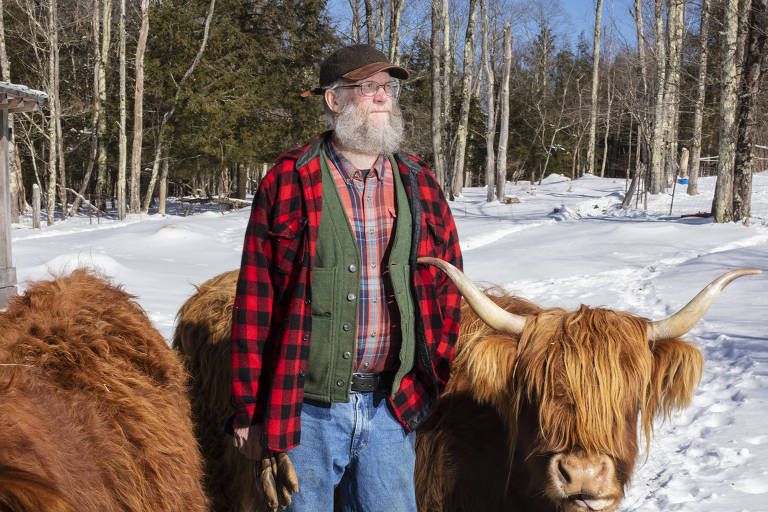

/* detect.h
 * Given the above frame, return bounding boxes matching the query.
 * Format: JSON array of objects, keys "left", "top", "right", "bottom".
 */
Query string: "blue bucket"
[{"left": 678, "top": 177, "right": 689, "bottom": 184}]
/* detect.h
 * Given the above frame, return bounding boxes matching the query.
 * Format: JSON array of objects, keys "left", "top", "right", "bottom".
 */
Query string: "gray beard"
[{"left": 331, "top": 101, "right": 404, "bottom": 155}]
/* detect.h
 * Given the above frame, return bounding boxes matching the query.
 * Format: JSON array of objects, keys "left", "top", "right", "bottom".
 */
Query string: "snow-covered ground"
[{"left": 10, "top": 172, "right": 768, "bottom": 511}]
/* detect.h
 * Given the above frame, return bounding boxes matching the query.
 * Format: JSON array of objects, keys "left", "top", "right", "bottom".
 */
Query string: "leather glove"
[{"left": 259, "top": 450, "right": 299, "bottom": 511}]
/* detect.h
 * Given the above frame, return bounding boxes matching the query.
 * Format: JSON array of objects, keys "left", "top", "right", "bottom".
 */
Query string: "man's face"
[{"left": 326, "top": 71, "right": 395, "bottom": 129}]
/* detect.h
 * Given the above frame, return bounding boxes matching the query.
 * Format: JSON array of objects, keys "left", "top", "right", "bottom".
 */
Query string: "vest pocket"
[
  {"left": 305, "top": 315, "right": 332, "bottom": 394},
  {"left": 310, "top": 266, "right": 336, "bottom": 316}
]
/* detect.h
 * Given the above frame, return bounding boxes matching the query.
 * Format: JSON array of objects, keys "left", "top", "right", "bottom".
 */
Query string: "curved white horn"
[
  {"left": 648, "top": 268, "right": 762, "bottom": 341},
  {"left": 417, "top": 257, "right": 526, "bottom": 335}
]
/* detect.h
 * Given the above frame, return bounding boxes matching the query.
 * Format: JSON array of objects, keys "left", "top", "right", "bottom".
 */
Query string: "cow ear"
[
  {"left": 645, "top": 338, "right": 703, "bottom": 421},
  {"left": 451, "top": 333, "right": 519, "bottom": 406}
]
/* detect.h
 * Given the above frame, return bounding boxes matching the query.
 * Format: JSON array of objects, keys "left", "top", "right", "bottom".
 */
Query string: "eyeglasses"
[{"left": 334, "top": 80, "right": 401, "bottom": 98}]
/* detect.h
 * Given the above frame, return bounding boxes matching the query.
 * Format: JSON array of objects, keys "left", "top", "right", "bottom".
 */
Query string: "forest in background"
[{"left": 1, "top": 0, "right": 766, "bottom": 226}]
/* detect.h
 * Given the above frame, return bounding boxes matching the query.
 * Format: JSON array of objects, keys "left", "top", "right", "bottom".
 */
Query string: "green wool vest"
[{"left": 302, "top": 149, "right": 416, "bottom": 403}]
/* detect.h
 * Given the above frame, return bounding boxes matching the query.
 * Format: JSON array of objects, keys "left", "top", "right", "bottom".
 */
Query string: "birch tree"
[
  {"left": 430, "top": 0, "right": 445, "bottom": 188},
  {"left": 364, "top": 0, "right": 375, "bottom": 45},
  {"left": 663, "top": 0, "right": 685, "bottom": 185},
  {"left": 649, "top": 0, "right": 666, "bottom": 193},
  {"left": 45, "top": 0, "right": 58, "bottom": 225},
  {"left": 388, "top": 0, "right": 405, "bottom": 65},
  {"left": 495, "top": 23, "right": 512, "bottom": 201},
  {"left": 712, "top": 0, "right": 740, "bottom": 222},
  {"left": 130, "top": 0, "right": 149, "bottom": 214},
  {"left": 688, "top": 0, "right": 710, "bottom": 195},
  {"left": 481, "top": 0, "right": 496, "bottom": 202},
  {"left": 117, "top": 0, "right": 126, "bottom": 219},
  {"left": 440, "top": 0, "right": 452, "bottom": 194},
  {"left": 95, "top": 0, "right": 111, "bottom": 209},
  {"left": 450, "top": 0, "right": 478, "bottom": 199},
  {"left": 732, "top": 0, "right": 767, "bottom": 222},
  {"left": 586, "top": 0, "right": 604, "bottom": 175}
]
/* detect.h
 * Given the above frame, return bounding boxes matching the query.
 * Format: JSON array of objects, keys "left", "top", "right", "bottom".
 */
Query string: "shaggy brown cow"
[
  {"left": 174, "top": 260, "right": 759, "bottom": 512},
  {"left": 0, "top": 270, "right": 209, "bottom": 512}
]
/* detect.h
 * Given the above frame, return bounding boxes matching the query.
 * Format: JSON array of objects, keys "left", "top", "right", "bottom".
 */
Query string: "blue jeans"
[{"left": 285, "top": 392, "right": 417, "bottom": 512}]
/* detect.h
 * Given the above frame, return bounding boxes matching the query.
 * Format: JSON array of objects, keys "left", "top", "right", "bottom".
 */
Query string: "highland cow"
[{"left": 0, "top": 270, "right": 209, "bottom": 512}]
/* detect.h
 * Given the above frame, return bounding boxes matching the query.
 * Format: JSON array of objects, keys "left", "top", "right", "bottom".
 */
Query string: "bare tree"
[
  {"left": 450, "top": 0, "right": 478, "bottom": 199},
  {"left": 586, "top": 0, "right": 604, "bottom": 175},
  {"left": 732, "top": 0, "right": 767, "bottom": 222},
  {"left": 364, "top": 0, "right": 375, "bottom": 45},
  {"left": 129, "top": 0, "right": 149, "bottom": 214},
  {"left": 388, "top": 0, "right": 405, "bottom": 64},
  {"left": 45, "top": 0, "right": 58, "bottom": 226},
  {"left": 95, "top": 0, "right": 111, "bottom": 210},
  {"left": 440, "top": 0, "right": 452, "bottom": 195},
  {"left": 117, "top": 0, "right": 126, "bottom": 219},
  {"left": 0, "top": 0, "right": 21, "bottom": 222},
  {"left": 481, "top": 0, "right": 496, "bottom": 202},
  {"left": 430, "top": 0, "right": 445, "bottom": 188},
  {"left": 495, "top": 23, "right": 512, "bottom": 201},
  {"left": 662, "top": 0, "right": 685, "bottom": 186},
  {"left": 348, "top": 0, "right": 362, "bottom": 43},
  {"left": 688, "top": 0, "right": 710, "bottom": 195},
  {"left": 712, "top": 0, "right": 740, "bottom": 222},
  {"left": 649, "top": 0, "right": 666, "bottom": 193}
]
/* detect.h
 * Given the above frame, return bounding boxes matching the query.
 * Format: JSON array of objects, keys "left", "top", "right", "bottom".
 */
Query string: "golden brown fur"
[
  {"left": 172, "top": 270, "right": 264, "bottom": 512},
  {"left": 0, "top": 270, "right": 209, "bottom": 512},
  {"left": 0, "top": 466, "right": 77, "bottom": 512}
]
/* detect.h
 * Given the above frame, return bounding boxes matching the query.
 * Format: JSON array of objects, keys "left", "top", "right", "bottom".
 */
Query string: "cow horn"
[
  {"left": 417, "top": 257, "right": 526, "bottom": 335},
  {"left": 647, "top": 268, "right": 762, "bottom": 341}
]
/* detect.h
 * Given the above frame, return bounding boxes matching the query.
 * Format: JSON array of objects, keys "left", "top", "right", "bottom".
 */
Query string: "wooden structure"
[{"left": 1, "top": 82, "right": 48, "bottom": 308}]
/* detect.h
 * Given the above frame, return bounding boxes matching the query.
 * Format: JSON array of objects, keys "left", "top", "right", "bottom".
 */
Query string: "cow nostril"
[{"left": 558, "top": 460, "right": 571, "bottom": 484}]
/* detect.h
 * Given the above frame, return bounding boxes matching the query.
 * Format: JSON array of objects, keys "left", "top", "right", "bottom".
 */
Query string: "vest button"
[
  {"left": 302, "top": 334, "right": 310, "bottom": 341},
  {"left": 336, "top": 378, "right": 345, "bottom": 387},
  {"left": 347, "top": 293, "right": 356, "bottom": 301},
  {"left": 343, "top": 323, "right": 352, "bottom": 331},
  {"left": 348, "top": 264, "right": 357, "bottom": 272},
  {"left": 342, "top": 351, "right": 351, "bottom": 359}
]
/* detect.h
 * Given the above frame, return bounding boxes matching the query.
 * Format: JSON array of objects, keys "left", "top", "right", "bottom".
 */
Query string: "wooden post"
[
  {"left": 0, "top": 104, "right": 16, "bottom": 307},
  {"left": 32, "top": 184, "right": 41, "bottom": 228}
]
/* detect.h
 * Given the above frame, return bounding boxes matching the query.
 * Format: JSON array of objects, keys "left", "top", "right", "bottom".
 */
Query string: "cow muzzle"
[{"left": 547, "top": 452, "right": 622, "bottom": 512}]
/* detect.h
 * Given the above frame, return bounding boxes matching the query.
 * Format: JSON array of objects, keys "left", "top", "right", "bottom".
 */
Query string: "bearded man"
[{"left": 230, "top": 44, "right": 463, "bottom": 511}]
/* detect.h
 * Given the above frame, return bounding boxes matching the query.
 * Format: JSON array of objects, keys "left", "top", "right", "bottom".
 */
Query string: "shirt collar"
[{"left": 327, "top": 138, "right": 387, "bottom": 181}]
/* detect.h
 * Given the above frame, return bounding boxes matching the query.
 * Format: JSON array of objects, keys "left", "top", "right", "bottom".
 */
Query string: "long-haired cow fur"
[
  {"left": 175, "top": 275, "right": 704, "bottom": 512},
  {"left": 0, "top": 270, "right": 209, "bottom": 512}
]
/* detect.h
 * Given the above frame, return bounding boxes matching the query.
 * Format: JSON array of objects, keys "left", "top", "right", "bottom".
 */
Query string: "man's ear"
[{"left": 324, "top": 88, "right": 342, "bottom": 113}]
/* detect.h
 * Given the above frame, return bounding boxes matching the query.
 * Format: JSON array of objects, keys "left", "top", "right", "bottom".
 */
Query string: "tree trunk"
[
  {"left": 495, "top": 24, "right": 512, "bottom": 201},
  {"left": 46, "top": 0, "right": 58, "bottom": 226},
  {"left": 96, "top": 0, "right": 112, "bottom": 210},
  {"left": 649, "top": 0, "right": 667, "bottom": 193},
  {"left": 662, "top": 0, "right": 685, "bottom": 186},
  {"left": 482, "top": 0, "right": 496, "bottom": 202},
  {"left": 440, "top": 0, "right": 452, "bottom": 196},
  {"left": 712, "top": 0, "right": 740, "bottom": 222},
  {"left": 633, "top": 0, "right": 651, "bottom": 195},
  {"left": 688, "top": 0, "right": 710, "bottom": 195},
  {"left": 348, "top": 0, "right": 361, "bottom": 43},
  {"left": 55, "top": 34, "right": 65, "bottom": 219},
  {"left": 117, "top": 0, "right": 127, "bottom": 219},
  {"left": 364, "top": 0, "right": 375, "bottom": 46},
  {"left": 586, "top": 0, "right": 604, "bottom": 175},
  {"left": 158, "top": 150, "right": 169, "bottom": 216},
  {"left": 388, "top": 0, "right": 405, "bottom": 65},
  {"left": 732, "top": 0, "right": 767, "bottom": 222},
  {"left": 130, "top": 0, "right": 150, "bottom": 214},
  {"left": 450, "top": 0, "right": 478, "bottom": 199},
  {"left": 430, "top": 0, "right": 445, "bottom": 189}
]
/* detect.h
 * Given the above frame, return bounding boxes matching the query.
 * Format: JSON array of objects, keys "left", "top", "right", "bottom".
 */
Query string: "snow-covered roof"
[{"left": 0, "top": 82, "right": 48, "bottom": 112}]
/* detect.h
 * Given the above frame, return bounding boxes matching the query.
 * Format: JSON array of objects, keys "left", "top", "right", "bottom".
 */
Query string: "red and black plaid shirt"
[{"left": 231, "top": 132, "right": 463, "bottom": 451}]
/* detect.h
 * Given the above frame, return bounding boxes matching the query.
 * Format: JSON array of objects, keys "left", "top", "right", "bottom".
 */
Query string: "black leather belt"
[{"left": 350, "top": 372, "right": 393, "bottom": 393}]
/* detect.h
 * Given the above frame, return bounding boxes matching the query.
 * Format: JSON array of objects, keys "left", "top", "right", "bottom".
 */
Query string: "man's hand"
[
  {"left": 233, "top": 425, "right": 263, "bottom": 460},
  {"left": 232, "top": 425, "right": 299, "bottom": 510}
]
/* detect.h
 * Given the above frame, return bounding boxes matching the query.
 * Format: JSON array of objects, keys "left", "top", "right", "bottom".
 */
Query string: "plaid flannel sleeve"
[{"left": 230, "top": 176, "right": 276, "bottom": 430}]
